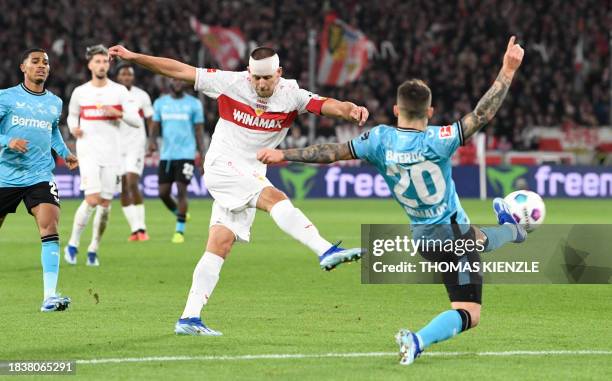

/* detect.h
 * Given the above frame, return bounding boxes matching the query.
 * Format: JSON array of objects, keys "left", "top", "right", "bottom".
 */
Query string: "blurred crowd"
[{"left": 0, "top": 0, "right": 609, "bottom": 150}]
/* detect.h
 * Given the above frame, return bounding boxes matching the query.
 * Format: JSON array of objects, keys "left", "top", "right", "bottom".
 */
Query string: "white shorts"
[
  {"left": 121, "top": 138, "right": 146, "bottom": 176},
  {"left": 79, "top": 159, "right": 121, "bottom": 200},
  {"left": 209, "top": 200, "right": 256, "bottom": 243},
  {"left": 204, "top": 152, "right": 272, "bottom": 242}
]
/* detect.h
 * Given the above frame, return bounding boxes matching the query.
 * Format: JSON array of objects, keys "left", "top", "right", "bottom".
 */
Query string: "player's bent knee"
[
  {"left": 451, "top": 301, "right": 481, "bottom": 329},
  {"left": 269, "top": 188, "right": 288, "bottom": 203},
  {"left": 207, "top": 225, "right": 235, "bottom": 257},
  {"left": 39, "top": 224, "right": 59, "bottom": 237},
  {"left": 85, "top": 194, "right": 101, "bottom": 207},
  {"left": 31, "top": 204, "right": 60, "bottom": 236},
  {"left": 37, "top": 217, "right": 59, "bottom": 234},
  {"left": 471, "top": 311, "right": 481, "bottom": 328},
  {"left": 462, "top": 307, "right": 481, "bottom": 328},
  {"left": 256, "top": 187, "right": 288, "bottom": 212}
]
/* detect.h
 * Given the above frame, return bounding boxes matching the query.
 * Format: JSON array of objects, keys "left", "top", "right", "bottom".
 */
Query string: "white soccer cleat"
[
  {"left": 41, "top": 295, "right": 71, "bottom": 312},
  {"left": 318, "top": 241, "right": 364, "bottom": 271},
  {"left": 175, "top": 317, "right": 222, "bottom": 336},
  {"left": 395, "top": 329, "right": 423, "bottom": 366}
]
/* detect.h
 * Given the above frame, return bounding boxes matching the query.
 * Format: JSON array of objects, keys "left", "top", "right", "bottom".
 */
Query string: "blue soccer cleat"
[
  {"left": 40, "top": 295, "right": 71, "bottom": 312},
  {"left": 395, "top": 329, "right": 423, "bottom": 366},
  {"left": 87, "top": 252, "right": 99, "bottom": 267},
  {"left": 64, "top": 245, "right": 78, "bottom": 265},
  {"left": 493, "top": 198, "right": 527, "bottom": 243},
  {"left": 175, "top": 317, "right": 222, "bottom": 336},
  {"left": 318, "top": 241, "right": 364, "bottom": 271}
]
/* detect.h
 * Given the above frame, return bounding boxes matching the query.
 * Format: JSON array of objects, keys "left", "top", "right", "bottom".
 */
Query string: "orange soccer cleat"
[{"left": 137, "top": 230, "right": 150, "bottom": 241}]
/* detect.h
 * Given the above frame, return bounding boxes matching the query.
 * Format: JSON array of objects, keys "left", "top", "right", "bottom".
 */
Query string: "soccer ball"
[{"left": 503, "top": 190, "right": 546, "bottom": 232}]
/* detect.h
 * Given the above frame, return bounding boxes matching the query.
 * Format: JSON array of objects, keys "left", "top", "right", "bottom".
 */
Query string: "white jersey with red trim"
[
  {"left": 194, "top": 68, "right": 326, "bottom": 162},
  {"left": 119, "top": 85, "right": 153, "bottom": 144},
  {"left": 67, "top": 80, "right": 140, "bottom": 166}
]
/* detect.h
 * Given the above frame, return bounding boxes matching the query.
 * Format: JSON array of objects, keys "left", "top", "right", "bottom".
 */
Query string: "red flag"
[
  {"left": 318, "top": 14, "right": 371, "bottom": 86},
  {"left": 190, "top": 16, "right": 246, "bottom": 70}
]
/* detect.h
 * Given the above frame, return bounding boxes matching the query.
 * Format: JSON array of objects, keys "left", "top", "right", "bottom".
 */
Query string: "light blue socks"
[
  {"left": 480, "top": 225, "right": 517, "bottom": 252},
  {"left": 41, "top": 234, "right": 60, "bottom": 299},
  {"left": 416, "top": 310, "right": 464, "bottom": 349}
]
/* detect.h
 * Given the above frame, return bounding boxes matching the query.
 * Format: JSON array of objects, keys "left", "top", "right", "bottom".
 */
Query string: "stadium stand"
[{"left": 0, "top": 0, "right": 608, "bottom": 162}]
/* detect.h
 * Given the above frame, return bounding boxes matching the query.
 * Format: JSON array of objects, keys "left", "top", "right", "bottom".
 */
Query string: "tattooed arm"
[
  {"left": 461, "top": 36, "right": 524, "bottom": 140},
  {"left": 257, "top": 143, "right": 354, "bottom": 164}
]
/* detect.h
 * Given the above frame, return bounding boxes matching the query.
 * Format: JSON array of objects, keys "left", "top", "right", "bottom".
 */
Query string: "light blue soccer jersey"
[
  {"left": 0, "top": 84, "right": 70, "bottom": 187},
  {"left": 350, "top": 122, "right": 469, "bottom": 226},
  {"left": 153, "top": 94, "right": 204, "bottom": 160}
]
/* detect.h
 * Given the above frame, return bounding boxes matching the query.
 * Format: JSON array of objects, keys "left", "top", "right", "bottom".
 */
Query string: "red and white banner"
[
  {"left": 317, "top": 13, "right": 371, "bottom": 87},
  {"left": 190, "top": 16, "right": 246, "bottom": 70},
  {"left": 216, "top": 95, "right": 298, "bottom": 132}
]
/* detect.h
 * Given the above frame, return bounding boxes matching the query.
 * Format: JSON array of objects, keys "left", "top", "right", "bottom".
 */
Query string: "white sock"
[
  {"left": 122, "top": 205, "right": 138, "bottom": 233},
  {"left": 68, "top": 200, "right": 95, "bottom": 247},
  {"left": 88, "top": 205, "right": 111, "bottom": 253},
  {"left": 134, "top": 203, "right": 146, "bottom": 231},
  {"left": 269, "top": 199, "right": 332, "bottom": 256},
  {"left": 181, "top": 252, "right": 224, "bottom": 319}
]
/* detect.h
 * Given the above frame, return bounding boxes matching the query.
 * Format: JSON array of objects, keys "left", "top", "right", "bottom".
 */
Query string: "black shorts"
[
  {"left": 418, "top": 223, "right": 483, "bottom": 305},
  {"left": 0, "top": 181, "right": 60, "bottom": 216},
  {"left": 158, "top": 160, "right": 196, "bottom": 184}
]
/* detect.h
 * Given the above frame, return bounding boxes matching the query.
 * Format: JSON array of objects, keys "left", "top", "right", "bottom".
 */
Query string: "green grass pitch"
[{"left": 1, "top": 198, "right": 611, "bottom": 380}]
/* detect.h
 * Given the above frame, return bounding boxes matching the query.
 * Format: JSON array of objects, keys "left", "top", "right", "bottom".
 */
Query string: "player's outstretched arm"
[
  {"left": 257, "top": 143, "right": 353, "bottom": 164},
  {"left": 109, "top": 45, "right": 196, "bottom": 84},
  {"left": 461, "top": 36, "right": 524, "bottom": 140},
  {"left": 320, "top": 99, "right": 369, "bottom": 126}
]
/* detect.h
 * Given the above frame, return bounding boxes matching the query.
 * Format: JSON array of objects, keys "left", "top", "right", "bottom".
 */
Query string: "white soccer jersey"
[
  {"left": 194, "top": 68, "right": 326, "bottom": 162},
  {"left": 67, "top": 80, "right": 141, "bottom": 166},
  {"left": 120, "top": 85, "right": 153, "bottom": 143}
]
